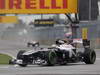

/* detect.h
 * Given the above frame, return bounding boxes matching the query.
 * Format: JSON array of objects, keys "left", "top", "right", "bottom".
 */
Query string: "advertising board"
[{"left": 0, "top": 0, "right": 77, "bottom": 14}]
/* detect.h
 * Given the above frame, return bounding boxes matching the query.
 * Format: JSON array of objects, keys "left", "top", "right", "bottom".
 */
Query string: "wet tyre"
[{"left": 83, "top": 49, "right": 96, "bottom": 64}]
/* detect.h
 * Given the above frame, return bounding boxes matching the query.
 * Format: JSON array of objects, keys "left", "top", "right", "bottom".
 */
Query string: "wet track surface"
[{"left": 0, "top": 41, "right": 100, "bottom": 75}]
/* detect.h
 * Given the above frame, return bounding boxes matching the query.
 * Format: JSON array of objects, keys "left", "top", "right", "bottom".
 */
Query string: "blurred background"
[{"left": 0, "top": 0, "right": 100, "bottom": 49}]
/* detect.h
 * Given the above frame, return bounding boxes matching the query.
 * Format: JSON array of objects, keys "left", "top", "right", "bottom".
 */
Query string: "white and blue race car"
[{"left": 11, "top": 39, "right": 96, "bottom": 67}]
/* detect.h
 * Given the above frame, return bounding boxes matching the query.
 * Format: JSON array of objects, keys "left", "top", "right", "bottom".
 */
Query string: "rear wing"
[
  {"left": 73, "top": 39, "right": 83, "bottom": 44},
  {"left": 73, "top": 39, "right": 90, "bottom": 48}
]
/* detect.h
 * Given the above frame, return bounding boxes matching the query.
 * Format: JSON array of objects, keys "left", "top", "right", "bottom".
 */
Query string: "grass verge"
[{"left": 0, "top": 53, "right": 12, "bottom": 65}]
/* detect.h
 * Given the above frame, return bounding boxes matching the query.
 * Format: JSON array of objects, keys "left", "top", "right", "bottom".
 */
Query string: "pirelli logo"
[
  {"left": 0, "top": 0, "right": 67, "bottom": 9},
  {"left": 0, "top": 0, "right": 77, "bottom": 14}
]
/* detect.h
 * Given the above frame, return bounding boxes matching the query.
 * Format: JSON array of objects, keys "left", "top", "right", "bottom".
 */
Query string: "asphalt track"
[{"left": 0, "top": 40, "right": 100, "bottom": 75}]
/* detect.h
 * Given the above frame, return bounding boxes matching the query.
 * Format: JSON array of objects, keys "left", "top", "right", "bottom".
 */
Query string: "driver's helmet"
[{"left": 56, "top": 39, "right": 65, "bottom": 45}]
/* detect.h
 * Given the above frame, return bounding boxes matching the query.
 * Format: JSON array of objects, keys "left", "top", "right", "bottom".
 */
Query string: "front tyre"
[
  {"left": 83, "top": 49, "right": 96, "bottom": 64},
  {"left": 17, "top": 50, "right": 28, "bottom": 67},
  {"left": 17, "top": 50, "right": 26, "bottom": 59}
]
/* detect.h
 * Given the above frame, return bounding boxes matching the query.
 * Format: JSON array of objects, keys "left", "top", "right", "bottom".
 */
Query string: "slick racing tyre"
[
  {"left": 17, "top": 50, "right": 28, "bottom": 67},
  {"left": 46, "top": 51, "right": 57, "bottom": 66},
  {"left": 83, "top": 49, "right": 96, "bottom": 64},
  {"left": 17, "top": 50, "right": 26, "bottom": 59}
]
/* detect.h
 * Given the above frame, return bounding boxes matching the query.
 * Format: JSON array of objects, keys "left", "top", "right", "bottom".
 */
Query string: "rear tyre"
[{"left": 83, "top": 49, "right": 96, "bottom": 64}]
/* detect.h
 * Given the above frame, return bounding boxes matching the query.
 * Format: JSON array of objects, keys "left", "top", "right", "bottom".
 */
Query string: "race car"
[{"left": 14, "top": 39, "right": 96, "bottom": 67}]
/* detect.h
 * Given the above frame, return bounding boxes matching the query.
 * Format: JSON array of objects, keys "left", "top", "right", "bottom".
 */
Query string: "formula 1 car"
[{"left": 15, "top": 39, "right": 96, "bottom": 67}]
